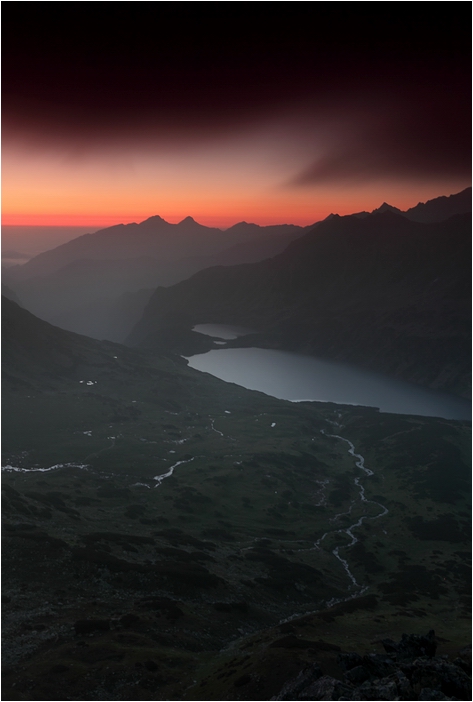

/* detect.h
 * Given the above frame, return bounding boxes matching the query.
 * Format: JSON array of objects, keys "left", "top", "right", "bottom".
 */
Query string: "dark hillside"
[
  {"left": 128, "top": 212, "right": 471, "bottom": 397},
  {"left": 3, "top": 218, "right": 306, "bottom": 341},
  {"left": 2, "top": 297, "right": 470, "bottom": 700},
  {"left": 404, "top": 186, "right": 471, "bottom": 223}
]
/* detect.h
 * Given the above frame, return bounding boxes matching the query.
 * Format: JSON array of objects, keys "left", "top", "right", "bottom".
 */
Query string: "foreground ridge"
[{"left": 272, "top": 630, "right": 471, "bottom": 701}]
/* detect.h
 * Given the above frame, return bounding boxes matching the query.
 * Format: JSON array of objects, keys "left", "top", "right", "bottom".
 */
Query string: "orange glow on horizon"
[
  {"left": 2, "top": 213, "right": 152, "bottom": 228},
  {"left": 3, "top": 118, "right": 470, "bottom": 233},
  {"left": 3, "top": 178, "right": 470, "bottom": 231}
]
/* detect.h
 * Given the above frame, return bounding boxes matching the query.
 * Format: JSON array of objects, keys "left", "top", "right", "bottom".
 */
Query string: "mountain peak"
[
  {"left": 373, "top": 202, "right": 403, "bottom": 215},
  {"left": 137, "top": 215, "right": 169, "bottom": 228},
  {"left": 178, "top": 216, "right": 198, "bottom": 225},
  {"left": 405, "top": 187, "right": 472, "bottom": 223},
  {"left": 224, "top": 221, "right": 260, "bottom": 233}
]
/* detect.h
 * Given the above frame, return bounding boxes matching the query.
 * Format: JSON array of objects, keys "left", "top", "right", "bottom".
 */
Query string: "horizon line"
[{"left": 1, "top": 215, "right": 318, "bottom": 230}]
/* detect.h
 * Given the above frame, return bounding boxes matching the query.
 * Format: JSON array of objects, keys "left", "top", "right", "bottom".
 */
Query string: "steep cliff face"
[{"left": 129, "top": 212, "right": 471, "bottom": 398}]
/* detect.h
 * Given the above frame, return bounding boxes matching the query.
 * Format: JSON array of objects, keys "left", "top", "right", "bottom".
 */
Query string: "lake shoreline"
[{"left": 186, "top": 329, "right": 471, "bottom": 421}]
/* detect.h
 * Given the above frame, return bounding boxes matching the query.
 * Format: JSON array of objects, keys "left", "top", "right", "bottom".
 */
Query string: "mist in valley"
[{"left": 2, "top": 5, "right": 471, "bottom": 701}]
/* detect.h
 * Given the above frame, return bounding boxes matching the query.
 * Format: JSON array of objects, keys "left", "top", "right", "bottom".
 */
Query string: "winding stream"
[
  {"left": 154, "top": 457, "right": 195, "bottom": 488},
  {"left": 316, "top": 426, "right": 389, "bottom": 591},
  {"left": 2, "top": 462, "right": 89, "bottom": 474}
]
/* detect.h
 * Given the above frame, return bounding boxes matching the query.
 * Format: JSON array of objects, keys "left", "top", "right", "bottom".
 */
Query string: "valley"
[
  {"left": 2, "top": 299, "right": 471, "bottom": 700},
  {"left": 128, "top": 207, "right": 472, "bottom": 399},
  {"left": 3, "top": 7, "right": 471, "bottom": 700},
  {"left": 2, "top": 219, "right": 307, "bottom": 342}
]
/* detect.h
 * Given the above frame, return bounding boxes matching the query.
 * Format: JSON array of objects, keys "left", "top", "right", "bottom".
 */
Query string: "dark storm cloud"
[{"left": 3, "top": 4, "right": 471, "bottom": 170}]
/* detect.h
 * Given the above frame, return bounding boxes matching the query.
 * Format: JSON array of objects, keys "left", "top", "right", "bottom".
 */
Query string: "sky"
[{"left": 2, "top": 5, "right": 471, "bottom": 244}]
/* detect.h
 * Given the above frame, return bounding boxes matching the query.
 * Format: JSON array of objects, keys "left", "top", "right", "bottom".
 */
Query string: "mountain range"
[
  {"left": 2, "top": 187, "right": 471, "bottom": 698},
  {"left": 4, "top": 188, "right": 470, "bottom": 345},
  {"left": 128, "top": 207, "right": 471, "bottom": 398},
  {"left": 3, "top": 218, "right": 308, "bottom": 340},
  {"left": 354, "top": 186, "right": 472, "bottom": 222}
]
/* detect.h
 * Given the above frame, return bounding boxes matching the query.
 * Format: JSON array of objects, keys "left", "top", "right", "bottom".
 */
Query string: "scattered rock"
[
  {"left": 418, "top": 689, "right": 452, "bottom": 700},
  {"left": 299, "top": 674, "right": 351, "bottom": 700},
  {"left": 273, "top": 631, "right": 471, "bottom": 701},
  {"left": 344, "top": 665, "right": 370, "bottom": 685},
  {"left": 409, "top": 657, "right": 472, "bottom": 699},
  {"left": 338, "top": 652, "right": 363, "bottom": 672},
  {"left": 382, "top": 629, "right": 437, "bottom": 660},
  {"left": 362, "top": 653, "right": 396, "bottom": 678},
  {"left": 273, "top": 664, "right": 323, "bottom": 700}
]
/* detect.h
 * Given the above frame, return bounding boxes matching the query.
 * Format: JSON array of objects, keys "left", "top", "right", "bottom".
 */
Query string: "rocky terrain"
[{"left": 2, "top": 298, "right": 471, "bottom": 699}]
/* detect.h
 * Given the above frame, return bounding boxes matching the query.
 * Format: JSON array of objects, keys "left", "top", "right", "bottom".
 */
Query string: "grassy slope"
[{"left": 2, "top": 299, "right": 471, "bottom": 700}]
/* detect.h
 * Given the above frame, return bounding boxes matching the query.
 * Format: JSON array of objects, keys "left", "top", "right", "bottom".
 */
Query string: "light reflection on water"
[{"left": 186, "top": 346, "right": 471, "bottom": 420}]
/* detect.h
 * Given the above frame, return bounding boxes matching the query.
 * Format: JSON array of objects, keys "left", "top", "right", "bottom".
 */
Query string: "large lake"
[{"left": 188, "top": 327, "right": 471, "bottom": 420}]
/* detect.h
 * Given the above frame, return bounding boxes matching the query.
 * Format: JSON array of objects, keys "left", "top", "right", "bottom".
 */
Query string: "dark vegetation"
[{"left": 2, "top": 298, "right": 471, "bottom": 699}]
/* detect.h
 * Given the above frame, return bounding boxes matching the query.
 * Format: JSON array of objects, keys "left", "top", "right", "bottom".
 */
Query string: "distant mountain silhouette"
[
  {"left": 352, "top": 188, "right": 471, "bottom": 223},
  {"left": 4, "top": 188, "right": 470, "bottom": 345},
  {"left": 48, "top": 287, "right": 155, "bottom": 343},
  {"left": 1, "top": 283, "right": 22, "bottom": 306},
  {"left": 128, "top": 211, "right": 471, "bottom": 397},
  {"left": 6, "top": 217, "right": 307, "bottom": 281},
  {"left": 403, "top": 187, "right": 472, "bottom": 223},
  {"left": 3, "top": 217, "right": 308, "bottom": 340},
  {"left": 372, "top": 202, "right": 403, "bottom": 216},
  {"left": 3, "top": 296, "right": 108, "bottom": 384},
  {"left": 2, "top": 249, "right": 31, "bottom": 262}
]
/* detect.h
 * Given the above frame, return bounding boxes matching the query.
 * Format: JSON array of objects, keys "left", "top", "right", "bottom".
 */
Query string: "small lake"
[
  {"left": 187, "top": 327, "right": 471, "bottom": 420},
  {"left": 193, "top": 324, "right": 255, "bottom": 340}
]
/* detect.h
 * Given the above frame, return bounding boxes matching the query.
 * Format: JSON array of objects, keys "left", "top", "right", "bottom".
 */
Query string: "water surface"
[
  {"left": 193, "top": 323, "right": 255, "bottom": 340},
  {"left": 186, "top": 346, "right": 471, "bottom": 420}
]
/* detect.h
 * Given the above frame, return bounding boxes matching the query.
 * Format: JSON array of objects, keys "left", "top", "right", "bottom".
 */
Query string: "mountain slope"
[
  {"left": 3, "top": 217, "right": 307, "bottom": 341},
  {"left": 5, "top": 217, "right": 307, "bottom": 282},
  {"left": 128, "top": 211, "right": 471, "bottom": 397},
  {"left": 404, "top": 186, "right": 472, "bottom": 223},
  {"left": 337, "top": 187, "right": 471, "bottom": 223},
  {"left": 2, "top": 297, "right": 471, "bottom": 700}
]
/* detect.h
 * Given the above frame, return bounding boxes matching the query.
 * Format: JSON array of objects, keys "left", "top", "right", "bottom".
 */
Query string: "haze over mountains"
[
  {"left": 3, "top": 6, "right": 471, "bottom": 699},
  {"left": 3, "top": 218, "right": 308, "bottom": 340},
  {"left": 3, "top": 188, "right": 470, "bottom": 351},
  {"left": 128, "top": 209, "right": 471, "bottom": 398}
]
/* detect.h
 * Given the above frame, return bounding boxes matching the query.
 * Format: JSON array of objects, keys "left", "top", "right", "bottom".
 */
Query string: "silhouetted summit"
[
  {"left": 404, "top": 187, "right": 471, "bottom": 223},
  {"left": 129, "top": 210, "right": 471, "bottom": 397},
  {"left": 372, "top": 202, "right": 403, "bottom": 215}
]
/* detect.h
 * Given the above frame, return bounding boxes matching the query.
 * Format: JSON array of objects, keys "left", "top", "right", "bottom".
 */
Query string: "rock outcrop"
[{"left": 272, "top": 631, "right": 471, "bottom": 701}]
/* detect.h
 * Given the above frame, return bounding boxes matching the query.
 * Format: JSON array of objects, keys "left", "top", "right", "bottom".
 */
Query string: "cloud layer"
[{"left": 2, "top": 6, "right": 470, "bottom": 225}]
